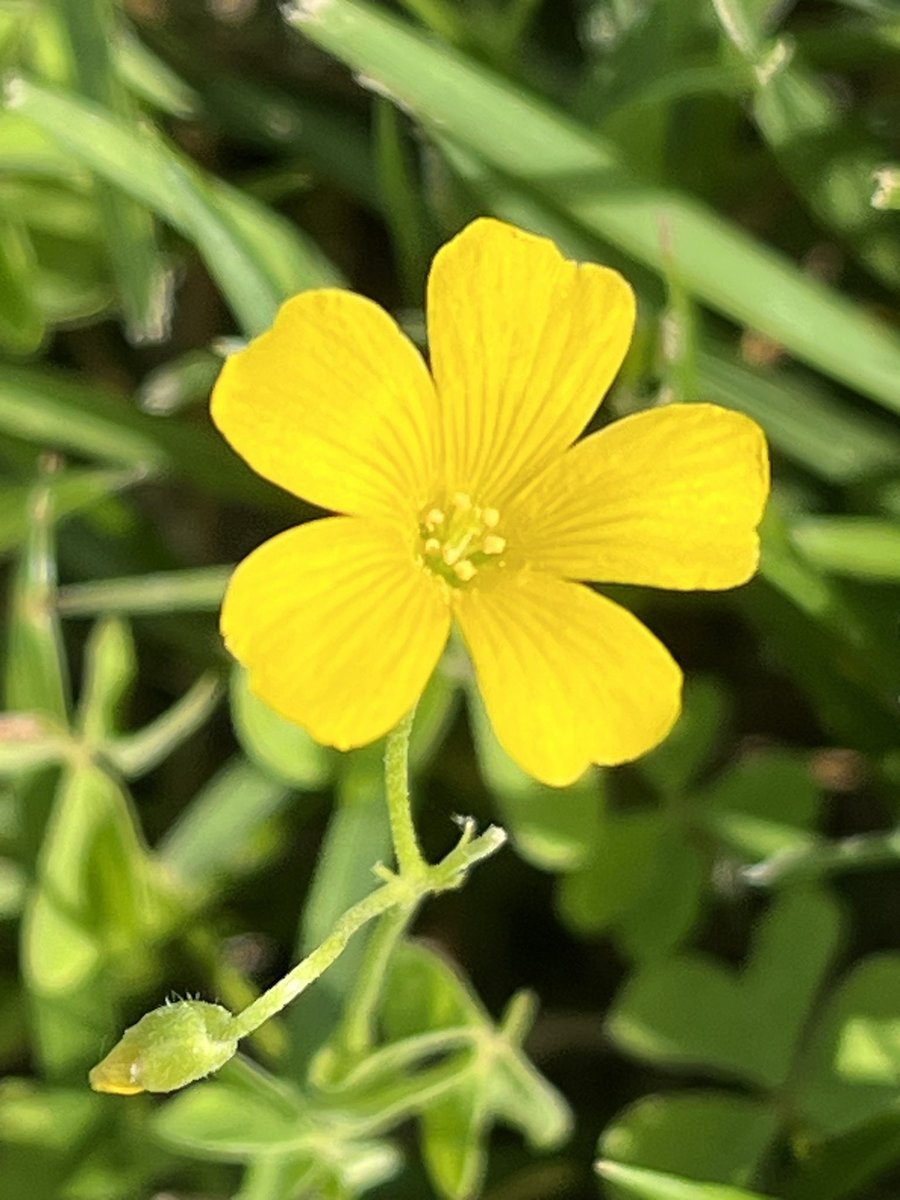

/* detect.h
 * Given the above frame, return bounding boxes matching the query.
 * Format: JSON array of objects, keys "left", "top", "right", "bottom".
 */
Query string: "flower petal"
[
  {"left": 211, "top": 290, "right": 439, "bottom": 522},
  {"left": 221, "top": 517, "right": 451, "bottom": 749},
  {"left": 456, "top": 572, "right": 682, "bottom": 786},
  {"left": 427, "top": 218, "right": 635, "bottom": 505},
  {"left": 514, "top": 404, "right": 769, "bottom": 589}
]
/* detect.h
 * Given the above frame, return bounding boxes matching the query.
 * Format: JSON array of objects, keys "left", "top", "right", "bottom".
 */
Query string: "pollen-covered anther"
[{"left": 418, "top": 492, "right": 506, "bottom": 587}]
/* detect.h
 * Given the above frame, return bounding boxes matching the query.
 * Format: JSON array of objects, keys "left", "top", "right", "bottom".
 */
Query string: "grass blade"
[{"left": 289, "top": 0, "right": 900, "bottom": 413}]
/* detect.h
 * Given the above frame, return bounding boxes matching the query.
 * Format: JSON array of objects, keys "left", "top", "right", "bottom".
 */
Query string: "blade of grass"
[
  {"left": 434, "top": 140, "right": 900, "bottom": 485},
  {"left": 712, "top": 0, "right": 900, "bottom": 288},
  {"left": 0, "top": 466, "right": 144, "bottom": 558},
  {"left": 0, "top": 209, "right": 44, "bottom": 352},
  {"left": 6, "top": 76, "right": 341, "bottom": 334},
  {"left": 288, "top": 0, "right": 900, "bottom": 414},
  {"left": 0, "top": 363, "right": 295, "bottom": 510},
  {"left": 56, "top": 0, "right": 171, "bottom": 342},
  {"left": 790, "top": 518, "right": 900, "bottom": 581},
  {"left": 56, "top": 565, "right": 231, "bottom": 616}
]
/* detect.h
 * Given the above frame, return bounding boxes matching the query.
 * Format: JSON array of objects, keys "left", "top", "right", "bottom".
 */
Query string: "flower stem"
[
  {"left": 384, "top": 708, "right": 426, "bottom": 878},
  {"left": 228, "top": 875, "right": 401, "bottom": 1041},
  {"left": 225, "top": 710, "right": 507, "bottom": 1047},
  {"left": 226, "top": 822, "right": 507, "bottom": 1044},
  {"left": 330, "top": 902, "right": 415, "bottom": 1062}
]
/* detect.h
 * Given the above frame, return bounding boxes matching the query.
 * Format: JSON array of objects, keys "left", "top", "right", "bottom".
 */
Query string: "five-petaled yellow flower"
[{"left": 212, "top": 219, "right": 769, "bottom": 787}]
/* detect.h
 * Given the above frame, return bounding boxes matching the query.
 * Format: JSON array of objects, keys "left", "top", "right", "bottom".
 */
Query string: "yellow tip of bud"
[{"left": 89, "top": 1000, "right": 237, "bottom": 1096}]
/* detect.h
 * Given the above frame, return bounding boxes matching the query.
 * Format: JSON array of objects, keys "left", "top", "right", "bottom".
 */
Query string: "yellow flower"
[{"left": 212, "top": 219, "right": 769, "bottom": 787}]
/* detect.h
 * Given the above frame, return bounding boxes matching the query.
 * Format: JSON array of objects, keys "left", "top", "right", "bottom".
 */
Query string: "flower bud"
[{"left": 89, "top": 1000, "right": 237, "bottom": 1095}]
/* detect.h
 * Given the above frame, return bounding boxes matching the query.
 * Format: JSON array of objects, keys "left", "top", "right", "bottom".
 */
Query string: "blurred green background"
[{"left": 1, "top": 0, "right": 899, "bottom": 1198}]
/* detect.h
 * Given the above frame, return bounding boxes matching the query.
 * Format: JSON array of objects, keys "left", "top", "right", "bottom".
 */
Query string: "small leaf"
[
  {"left": 637, "top": 678, "right": 731, "bottom": 798},
  {"left": 470, "top": 688, "right": 603, "bottom": 872},
  {"left": 77, "top": 616, "right": 136, "bottom": 743},
  {"left": 614, "top": 839, "right": 705, "bottom": 962},
  {"left": 700, "top": 750, "right": 823, "bottom": 861},
  {"left": 557, "top": 811, "right": 664, "bottom": 935},
  {"left": 0, "top": 712, "right": 66, "bottom": 777},
  {"left": 106, "top": 672, "right": 223, "bottom": 779},
  {"left": 597, "top": 1160, "right": 777, "bottom": 1200},
  {"left": 607, "top": 889, "right": 843, "bottom": 1089},
  {"left": 231, "top": 667, "right": 333, "bottom": 789},
  {"left": 158, "top": 755, "right": 297, "bottom": 887},
  {"left": 57, "top": 565, "right": 231, "bottom": 617},
  {"left": 382, "top": 943, "right": 571, "bottom": 1200},
  {"left": 796, "top": 953, "right": 900, "bottom": 1136},
  {"left": 600, "top": 1092, "right": 778, "bottom": 1187}
]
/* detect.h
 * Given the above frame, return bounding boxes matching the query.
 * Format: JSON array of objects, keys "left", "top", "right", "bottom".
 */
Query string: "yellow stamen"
[
  {"left": 482, "top": 535, "right": 506, "bottom": 556},
  {"left": 482, "top": 507, "right": 500, "bottom": 528},
  {"left": 453, "top": 560, "right": 477, "bottom": 582}
]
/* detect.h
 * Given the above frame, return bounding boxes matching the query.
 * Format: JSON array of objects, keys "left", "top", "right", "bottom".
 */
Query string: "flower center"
[{"left": 418, "top": 491, "right": 506, "bottom": 587}]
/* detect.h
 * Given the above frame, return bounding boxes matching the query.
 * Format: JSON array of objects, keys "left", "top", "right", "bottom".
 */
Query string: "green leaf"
[
  {"left": 115, "top": 24, "right": 198, "bottom": 119},
  {"left": 781, "top": 1110, "right": 900, "bottom": 1200},
  {"left": 23, "top": 763, "right": 157, "bottom": 995},
  {"left": 0, "top": 363, "right": 285, "bottom": 509},
  {"left": 557, "top": 811, "right": 664, "bottom": 935},
  {"left": 600, "top": 1092, "right": 779, "bottom": 1188},
  {"left": 597, "top": 1160, "right": 777, "bottom": 1200},
  {"left": 291, "top": 0, "right": 900, "bottom": 413},
  {"left": 700, "top": 751, "right": 823, "bottom": 861},
  {"left": 796, "top": 953, "right": 900, "bottom": 1136},
  {"left": 470, "top": 689, "right": 603, "bottom": 872},
  {"left": 7, "top": 77, "right": 340, "bottom": 335},
  {"left": 790, "top": 518, "right": 900, "bottom": 582},
  {"left": 56, "top": 0, "right": 170, "bottom": 342},
  {"left": 158, "top": 756, "right": 295, "bottom": 887},
  {"left": 21, "top": 760, "right": 160, "bottom": 1075},
  {"left": 5, "top": 476, "right": 70, "bottom": 721},
  {"left": 57, "top": 565, "right": 231, "bottom": 617},
  {"left": 713, "top": 0, "right": 900, "bottom": 288},
  {"left": 637, "top": 677, "right": 731, "bottom": 798},
  {"left": 375, "top": 98, "right": 433, "bottom": 299},
  {"left": 0, "top": 467, "right": 144, "bottom": 560},
  {"left": 607, "top": 889, "right": 843, "bottom": 1089},
  {"left": 382, "top": 943, "right": 571, "bottom": 1200},
  {"left": 0, "top": 1079, "right": 104, "bottom": 1200},
  {"left": 749, "top": 509, "right": 900, "bottom": 751},
  {"left": 231, "top": 666, "right": 334, "bottom": 789},
  {"left": 153, "top": 1057, "right": 308, "bottom": 1157},
  {"left": 76, "top": 616, "right": 136, "bottom": 744},
  {"left": 105, "top": 672, "right": 222, "bottom": 779},
  {"left": 613, "top": 838, "right": 705, "bottom": 963},
  {"left": 0, "top": 209, "right": 44, "bottom": 353}
]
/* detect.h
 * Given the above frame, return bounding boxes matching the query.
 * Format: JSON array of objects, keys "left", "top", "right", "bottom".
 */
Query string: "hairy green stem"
[
  {"left": 384, "top": 708, "right": 425, "bottom": 878},
  {"left": 225, "top": 706, "right": 505, "bottom": 1045},
  {"left": 227, "top": 823, "right": 505, "bottom": 1042},
  {"left": 741, "top": 826, "right": 900, "bottom": 888},
  {"left": 334, "top": 902, "right": 416, "bottom": 1060}
]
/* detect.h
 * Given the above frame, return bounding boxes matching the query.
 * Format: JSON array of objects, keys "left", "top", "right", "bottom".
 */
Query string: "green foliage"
[{"left": 1, "top": 0, "right": 899, "bottom": 1198}]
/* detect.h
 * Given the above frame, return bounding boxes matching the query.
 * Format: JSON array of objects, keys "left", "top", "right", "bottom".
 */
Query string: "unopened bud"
[{"left": 89, "top": 1000, "right": 237, "bottom": 1095}]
